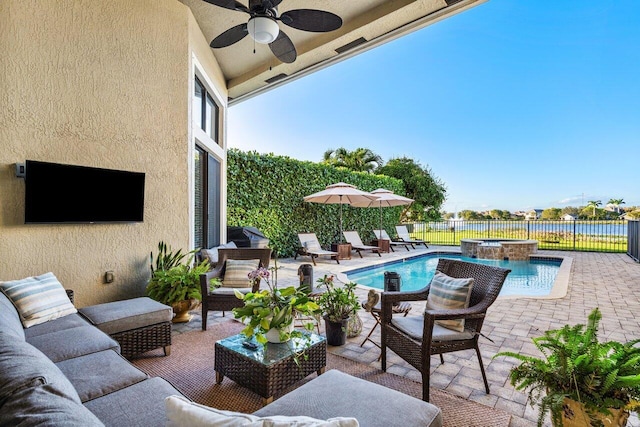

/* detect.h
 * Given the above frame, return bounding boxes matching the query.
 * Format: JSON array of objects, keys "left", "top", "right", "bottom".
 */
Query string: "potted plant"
[
  {"left": 494, "top": 308, "right": 640, "bottom": 427},
  {"left": 146, "top": 241, "right": 215, "bottom": 323},
  {"left": 316, "top": 275, "right": 360, "bottom": 346},
  {"left": 232, "top": 261, "right": 320, "bottom": 345}
]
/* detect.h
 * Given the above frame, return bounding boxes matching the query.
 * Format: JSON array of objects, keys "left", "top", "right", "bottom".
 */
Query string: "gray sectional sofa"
[
  {"left": 0, "top": 289, "right": 443, "bottom": 426},
  {"left": 0, "top": 290, "right": 183, "bottom": 426}
]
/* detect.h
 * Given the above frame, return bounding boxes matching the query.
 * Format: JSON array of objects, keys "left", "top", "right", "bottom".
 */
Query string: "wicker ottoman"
[{"left": 79, "top": 297, "right": 172, "bottom": 359}]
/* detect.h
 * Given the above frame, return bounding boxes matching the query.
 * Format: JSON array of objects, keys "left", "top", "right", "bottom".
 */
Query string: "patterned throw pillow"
[
  {"left": 425, "top": 271, "right": 474, "bottom": 332},
  {"left": 0, "top": 272, "right": 77, "bottom": 328},
  {"left": 222, "top": 259, "right": 260, "bottom": 288}
]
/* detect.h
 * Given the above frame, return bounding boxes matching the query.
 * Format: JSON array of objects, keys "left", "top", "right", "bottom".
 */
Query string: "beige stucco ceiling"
[{"left": 180, "top": 0, "right": 487, "bottom": 104}]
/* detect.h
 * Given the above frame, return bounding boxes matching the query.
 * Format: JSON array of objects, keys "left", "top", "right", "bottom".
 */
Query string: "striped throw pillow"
[
  {"left": 0, "top": 272, "right": 77, "bottom": 328},
  {"left": 425, "top": 271, "right": 474, "bottom": 332},
  {"left": 222, "top": 259, "right": 260, "bottom": 288}
]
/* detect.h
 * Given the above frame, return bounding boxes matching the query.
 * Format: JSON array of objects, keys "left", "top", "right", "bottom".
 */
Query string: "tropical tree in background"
[
  {"left": 321, "top": 147, "right": 383, "bottom": 173},
  {"left": 607, "top": 198, "right": 625, "bottom": 213},
  {"left": 561, "top": 206, "right": 580, "bottom": 217},
  {"left": 587, "top": 200, "right": 602, "bottom": 218},
  {"left": 376, "top": 157, "right": 446, "bottom": 222}
]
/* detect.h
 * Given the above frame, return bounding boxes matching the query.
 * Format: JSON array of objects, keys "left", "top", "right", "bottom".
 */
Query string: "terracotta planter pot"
[
  {"left": 559, "top": 398, "right": 630, "bottom": 427},
  {"left": 171, "top": 299, "right": 199, "bottom": 323}
]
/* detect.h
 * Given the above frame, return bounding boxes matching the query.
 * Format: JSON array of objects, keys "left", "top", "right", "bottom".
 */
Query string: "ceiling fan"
[{"left": 205, "top": 0, "right": 343, "bottom": 64}]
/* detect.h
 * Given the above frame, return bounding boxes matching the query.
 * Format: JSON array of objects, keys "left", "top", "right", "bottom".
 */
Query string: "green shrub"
[{"left": 227, "top": 149, "right": 405, "bottom": 257}]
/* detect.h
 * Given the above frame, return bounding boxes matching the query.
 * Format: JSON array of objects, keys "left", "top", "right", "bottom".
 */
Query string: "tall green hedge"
[{"left": 227, "top": 149, "right": 406, "bottom": 257}]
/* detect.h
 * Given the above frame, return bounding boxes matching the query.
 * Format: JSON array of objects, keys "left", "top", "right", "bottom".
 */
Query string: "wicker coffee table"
[{"left": 214, "top": 332, "right": 326, "bottom": 404}]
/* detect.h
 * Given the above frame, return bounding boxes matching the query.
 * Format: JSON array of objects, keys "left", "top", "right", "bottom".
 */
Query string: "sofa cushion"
[
  {"left": 84, "top": 377, "right": 184, "bottom": 427},
  {"left": 165, "top": 395, "right": 359, "bottom": 426},
  {"left": 223, "top": 259, "right": 260, "bottom": 288},
  {"left": 24, "top": 312, "right": 91, "bottom": 339},
  {"left": 0, "top": 272, "right": 77, "bottom": 328},
  {"left": 56, "top": 349, "right": 149, "bottom": 402},
  {"left": 0, "top": 381, "right": 105, "bottom": 427},
  {"left": 0, "top": 332, "right": 81, "bottom": 406},
  {"left": 78, "top": 297, "right": 172, "bottom": 335},
  {"left": 27, "top": 325, "right": 119, "bottom": 362},
  {"left": 254, "top": 370, "right": 442, "bottom": 427},
  {"left": 0, "top": 291, "right": 25, "bottom": 340},
  {"left": 425, "top": 271, "right": 474, "bottom": 332}
]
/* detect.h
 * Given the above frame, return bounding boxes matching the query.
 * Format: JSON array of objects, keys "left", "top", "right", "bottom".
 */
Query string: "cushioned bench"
[{"left": 79, "top": 297, "right": 172, "bottom": 358}]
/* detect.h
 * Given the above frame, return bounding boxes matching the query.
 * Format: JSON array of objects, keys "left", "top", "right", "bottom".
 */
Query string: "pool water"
[{"left": 345, "top": 253, "right": 561, "bottom": 297}]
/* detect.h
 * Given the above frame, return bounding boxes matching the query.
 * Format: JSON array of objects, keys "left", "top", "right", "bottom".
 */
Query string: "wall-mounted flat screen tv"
[{"left": 25, "top": 160, "right": 145, "bottom": 224}]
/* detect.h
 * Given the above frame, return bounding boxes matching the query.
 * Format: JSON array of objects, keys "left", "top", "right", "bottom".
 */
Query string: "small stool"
[
  {"left": 79, "top": 297, "right": 172, "bottom": 359},
  {"left": 360, "top": 301, "right": 412, "bottom": 360}
]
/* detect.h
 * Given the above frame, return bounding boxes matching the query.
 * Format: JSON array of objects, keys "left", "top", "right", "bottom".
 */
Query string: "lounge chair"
[
  {"left": 395, "top": 225, "right": 429, "bottom": 248},
  {"left": 343, "top": 231, "right": 382, "bottom": 258},
  {"left": 373, "top": 229, "right": 412, "bottom": 252},
  {"left": 295, "top": 233, "right": 339, "bottom": 266}
]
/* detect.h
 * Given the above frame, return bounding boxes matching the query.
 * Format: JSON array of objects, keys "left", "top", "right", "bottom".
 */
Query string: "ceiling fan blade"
[
  {"left": 210, "top": 23, "right": 248, "bottom": 48},
  {"left": 269, "top": 31, "right": 296, "bottom": 63},
  {"left": 203, "top": 0, "right": 249, "bottom": 14},
  {"left": 248, "top": 0, "right": 282, "bottom": 10},
  {"left": 280, "top": 9, "right": 342, "bottom": 32}
]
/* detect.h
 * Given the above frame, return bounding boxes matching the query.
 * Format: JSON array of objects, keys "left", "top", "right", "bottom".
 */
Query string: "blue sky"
[{"left": 228, "top": 0, "right": 640, "bottom": 214}]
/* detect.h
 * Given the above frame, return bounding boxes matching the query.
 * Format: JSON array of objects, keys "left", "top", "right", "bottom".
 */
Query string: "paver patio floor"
[{"left": 174, "top": 247, "right": 640, "bottom": 427}]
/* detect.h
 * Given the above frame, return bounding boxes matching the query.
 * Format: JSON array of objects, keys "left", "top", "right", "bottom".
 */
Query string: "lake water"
[{"left": 346, "top": 253, "right": 561, "bottom": 297}]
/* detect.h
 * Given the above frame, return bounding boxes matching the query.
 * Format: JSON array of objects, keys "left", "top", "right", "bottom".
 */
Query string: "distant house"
[
  {"left": 562, "top": 214, "right": 576, "bottom": 221},
  {"left": 525, "top": 209, "right": 543, "bottom": 220}
]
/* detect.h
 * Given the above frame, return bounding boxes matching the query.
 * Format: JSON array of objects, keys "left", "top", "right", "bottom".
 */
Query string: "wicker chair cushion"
[
  {"left": 222, "top": 259, "right": 260, "bottom": 288},
  {"left": 0, "top": 272, "right": 77, "bottom": 328},
  {"left": 165, "top": 395, "right": 359, "bottom": 426},
  {"left": 78, "top": 297, "right": 172, "bottom": 335},
  {"left": 391, "top": 316, "right": 474, "bottom": 341},
  {"left": 425, "top": 271, "right": 474, "bottom": 332},
  {"left": 210, "top": 286, "right": 253, "bottom": 295}
]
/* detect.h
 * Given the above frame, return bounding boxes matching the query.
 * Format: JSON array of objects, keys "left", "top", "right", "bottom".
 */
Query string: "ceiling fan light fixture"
[{"left": 248, "top": 16, "right": 279, "bottom": 44}]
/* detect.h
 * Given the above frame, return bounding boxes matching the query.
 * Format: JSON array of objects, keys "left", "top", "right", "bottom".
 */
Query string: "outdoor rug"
[{"left": 132, "top": 320, "right": 511, "bottom": 427}]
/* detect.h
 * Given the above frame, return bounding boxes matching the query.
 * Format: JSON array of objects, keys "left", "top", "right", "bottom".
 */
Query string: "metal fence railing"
[
  {"left": 628, "top": 220, "right": 640, "bottom": 261},
  {"left": 402, "top": 220, "right": 628, "bottom": 253}
]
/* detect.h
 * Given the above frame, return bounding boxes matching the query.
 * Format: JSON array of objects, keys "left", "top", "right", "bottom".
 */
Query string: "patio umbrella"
[
  {"left": 351, "top": 188, "right": 414, "bottom": 236},
  {"left": 303, "top": 182, "right": 378, "bottom": 242}
]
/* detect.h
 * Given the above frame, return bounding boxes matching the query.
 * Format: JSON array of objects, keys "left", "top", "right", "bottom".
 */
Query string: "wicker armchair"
[
  {"left": 199, "top": 247, "right": 272, "bottom": 330},
  {"left": 380, "top": 258, "right": 510, "bottom": 402}
]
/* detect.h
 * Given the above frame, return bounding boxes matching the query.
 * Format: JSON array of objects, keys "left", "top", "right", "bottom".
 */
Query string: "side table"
[
  {"left": 330, "top": 243, "right": 352, "bottom": 260},
  {"left": 214, "top": 332, "right": 326, "bottom": 404},
  {"left": 372, "top": 239, "right": 390, "bottom": 253}
]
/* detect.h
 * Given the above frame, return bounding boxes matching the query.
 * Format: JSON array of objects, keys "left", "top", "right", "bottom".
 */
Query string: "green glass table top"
[{"left": 217, "top": 331, "right": 325, "bottom": 366}]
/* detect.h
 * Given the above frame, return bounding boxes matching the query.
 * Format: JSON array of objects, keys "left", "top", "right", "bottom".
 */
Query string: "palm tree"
[
  {"left": 321, "top": 147, "right": 383, "bottom": 173},
  {"left": 607, "top": 198, "right": 625, "bottom": 214},
  {"left": 587, "top": 200, "right": 602, "bottom": 218}
]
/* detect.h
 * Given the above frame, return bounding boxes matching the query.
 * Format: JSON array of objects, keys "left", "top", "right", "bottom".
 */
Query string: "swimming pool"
[{"left": 345, "top": 253, "right": 562, "bottom": 297}]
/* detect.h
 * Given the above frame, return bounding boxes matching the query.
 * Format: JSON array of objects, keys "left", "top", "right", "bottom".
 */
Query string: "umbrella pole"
[
  {"left": 379, "top": 203, "right": 383, "bottom": 236},
  {"left": 339, "top": 196, "right": 343, "bottom": 243}
]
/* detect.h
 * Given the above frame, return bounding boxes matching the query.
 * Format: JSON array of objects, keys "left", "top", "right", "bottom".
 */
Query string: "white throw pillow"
[
  {"left": 203, "top": 242, "right": 238, "bottom": 265},
  {"left": 0, "top": 272, "right": 77, "bottom": 328},
  {"left": 425, "top": 271, "right": 474, "bottom": 332},
  {"left": 165, "top": 395, "right": 359, "bottom": 427}
]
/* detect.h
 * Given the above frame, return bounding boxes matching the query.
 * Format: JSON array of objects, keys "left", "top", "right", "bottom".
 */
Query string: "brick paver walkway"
[{"left": 174, "top": 247, "right": 640, "bottom": 426}]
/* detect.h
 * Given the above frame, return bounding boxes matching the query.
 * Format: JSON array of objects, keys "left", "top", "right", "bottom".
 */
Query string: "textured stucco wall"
[{"left": 0, "top": 0, "right": 227, "bottom": 307}]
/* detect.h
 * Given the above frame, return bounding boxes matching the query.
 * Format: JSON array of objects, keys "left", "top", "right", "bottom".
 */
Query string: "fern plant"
[{"left": 494, "top": 308, "right": 640, "bottom": 426}]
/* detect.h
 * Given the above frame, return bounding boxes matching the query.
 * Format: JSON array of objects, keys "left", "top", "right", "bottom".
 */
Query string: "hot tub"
[{"left": 460, "top": 238, "right": 538, "bottom": 261}]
